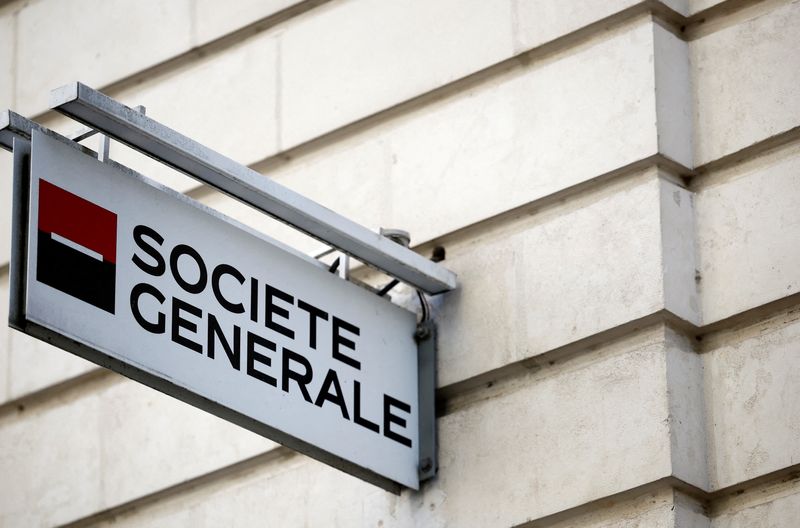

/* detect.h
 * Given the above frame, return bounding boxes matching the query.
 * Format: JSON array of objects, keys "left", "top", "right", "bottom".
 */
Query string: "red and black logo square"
[{"left": 36, "top": 179, "right": 118, "bottom": 313}]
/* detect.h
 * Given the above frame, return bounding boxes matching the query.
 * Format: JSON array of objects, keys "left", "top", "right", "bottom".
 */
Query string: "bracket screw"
[
  {"left": 415, "top": 324, "right": 431, "bottom": 341},
  {"left": 420, "top": 458, "right": 433, "bottom": 473}
]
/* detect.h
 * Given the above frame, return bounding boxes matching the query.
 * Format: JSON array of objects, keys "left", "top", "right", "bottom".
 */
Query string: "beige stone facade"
[{"left": 1, "top": 0, "right": 799, "bottom": 526}]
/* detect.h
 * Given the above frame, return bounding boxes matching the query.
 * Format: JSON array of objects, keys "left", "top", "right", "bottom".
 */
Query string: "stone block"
[
  {"left": 417, "top": 327, "right": 674, "bottom": 526},
  {"left": 546, "top": 490, "right": 708, "bottom": 528},
  {"left": 280, "top": 0, "right": 515, "bottom": 148},
  {"left": 665, "top": 328, "right": 708, "bottom": 489},
  {"left": 0, "top": 376, "right": 272, "bottom": 527},
  {"left": 16, "top": 0, "right": 193, "bottom": 116},
  {"left": 703, "top": 311, "right": 800, "bottom": 489},
  {"left": 0, "top": 379, "right": 103, "bottom": 527},
  {"left": 510, "top": 0, "right": 641, "bottom": 53},
  {"left": 95, "top": 483, "right": 708, "bottom": 527},
  {"left": 672, "top": 493, "right": 711, "bottom": 527},
  {"left": 279, "top": 1, "right": 698, "bottom": 152},
  {"left": 266, "top": 17, "right": 670, "bottom": 253},
  {"left": 654, "top": 24, "right": 692, "bottom": 168},
  {"left": 659, "top": 178, "right": 700, "bottom": 324},
  {"left": 691, "top": 0, "right": 800, "bottom": 166},
  {"left": 712, "top": 481, "right": 800, "bottom": 528},
  {"left": 193, "top": 0, "right": 299, "bottom": 44},
  {"left": 390, "top": 17, "right": 664, "bottom": 244},
  {"left": 90, "top": 326, "right": 682, "bottom": 527},
  {"left": 695, "top": 143, "right": 800, "bottom": 324},
  {"left": 435, "top": 171, "right": 668, "bottom": 387},
  {"left": 5, "top": 329, "right": 95, "bottom": 404}
]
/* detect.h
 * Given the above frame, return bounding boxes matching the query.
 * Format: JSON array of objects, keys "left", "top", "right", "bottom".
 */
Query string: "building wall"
[{"left": 1, "top": 0, "right": 799, "bottom": 526}]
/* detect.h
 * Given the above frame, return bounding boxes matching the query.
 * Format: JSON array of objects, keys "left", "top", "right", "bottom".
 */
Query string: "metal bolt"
[
  {"left": 380, "top": 228, "right": 411, "bottom": 248},
  {"left": 420, "top": 457, "right": 433, "bottom": 473}
]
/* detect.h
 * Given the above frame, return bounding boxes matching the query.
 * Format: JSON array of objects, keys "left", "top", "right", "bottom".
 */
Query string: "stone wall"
[{"left": 1, "top": 0, "right": 799, "bottom": 526}]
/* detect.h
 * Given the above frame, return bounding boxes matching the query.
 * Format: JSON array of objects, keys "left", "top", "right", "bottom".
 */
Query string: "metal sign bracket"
[{"left": 415, "top": 319, "right": 438, "bottom": 482}]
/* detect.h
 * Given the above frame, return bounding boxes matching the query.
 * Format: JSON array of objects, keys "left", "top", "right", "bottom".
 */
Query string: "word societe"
[{"left": 127, "top": 224, "right": 413, "bottom": 448}]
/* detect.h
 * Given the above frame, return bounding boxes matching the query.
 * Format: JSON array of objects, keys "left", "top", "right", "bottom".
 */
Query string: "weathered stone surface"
[
  {"left": 5, "top": 329, "right": 95, "bottom": 404},
  {"left": 193, "top": 0, "right": 300, "bottom": 44},
  {"left": 713, "top": 480, "right": 800, "bottom": 528},
  {"left": 666, "top": 328, "right": 708, "bottom": 490},
  {"left": 96, "top": 483, "right": 711, "bottom": 527},
  {"left": 91, "top": 326, "right": 681, "bottom": 528},
  {"left": 424, "top": 332, "right": 672, "bottom": 526},
  {"left": 659, "top": 178, "right": 700, "bottom": 324},
  {"left": 251, "top": 18, "right": 669, "bottom": 253},
  {"left": 703, "top": 310, "right": 800, "bottom": 490},
  {"left": 0, "top": 379, "right": 104, "bottom": 527},
  {"left": 279, "top": 0, "right": 515, "bottom": 149},
  {"left": 389, "top": 17, "right": 666, "bottom": 244},
  {"left": 279, "top": 2, "right": 681, "bottom": 152},
  {"left": 509, "top": 0, "right": 649, "bottom": 54},
  {"left": 673, "top": 494, "right": 711, "bottom": 528},
  {"left": 16, "top": 0, "right": 193, "bottom": 116},
  {"left": 695, "top": 143, "right": 800, "bottom": 324},
  {"left": 435, "top": 171, "right": 665, "bottom": 387},
  {"left": 0, "top": 376, "right": 272, "bottom": 527},
  {"left": 691, "top": 0, "right": 800, "bottom": 166},
  {"left": 654, "top": 23, "right": 692, "bottom": 167}
]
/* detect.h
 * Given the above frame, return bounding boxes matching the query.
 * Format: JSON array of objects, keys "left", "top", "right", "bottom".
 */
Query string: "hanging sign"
[{"left": 10, "top": 129, "right": 421, "bottom": 490}]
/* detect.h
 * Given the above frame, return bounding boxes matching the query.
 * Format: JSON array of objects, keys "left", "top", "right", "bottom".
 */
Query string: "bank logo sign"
[
  {"left": 19, "top": 129, "right": 419, "bottom": 491},
  {"left": 36, "top": 179, "right": 117, "bottom": 313}
]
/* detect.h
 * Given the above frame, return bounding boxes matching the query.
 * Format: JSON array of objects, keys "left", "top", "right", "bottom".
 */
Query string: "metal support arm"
[{"left": 48, "top": 82, "right": 457, "bottom": 295}]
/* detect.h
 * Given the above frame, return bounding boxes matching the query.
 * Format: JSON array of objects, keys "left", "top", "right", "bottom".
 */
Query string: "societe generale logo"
[{"left": 36, "top": 179, "right": 118, "bottom": 313}]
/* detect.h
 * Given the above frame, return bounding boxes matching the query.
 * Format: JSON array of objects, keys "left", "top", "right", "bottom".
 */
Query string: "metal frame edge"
[{"left": 8, "top": 137, "right": 31, "bottom": 330}]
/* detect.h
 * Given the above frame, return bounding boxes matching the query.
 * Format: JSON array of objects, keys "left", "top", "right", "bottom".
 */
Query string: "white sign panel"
[{"left": 21, "top": 129, "right": 419, "bottom": 489}]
